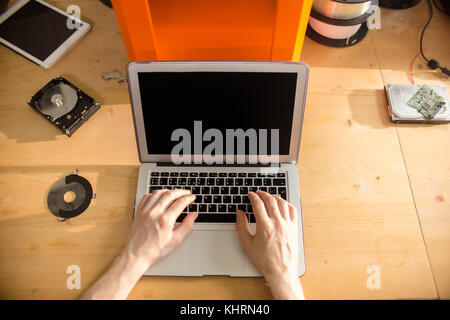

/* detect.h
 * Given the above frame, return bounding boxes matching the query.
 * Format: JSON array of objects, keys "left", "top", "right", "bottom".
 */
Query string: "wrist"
[
  {"left": 116, "top": 248, "right": 150, "bottom": 280},
  {"left": 265, "top": 270, "right": 304, "bottom": 300},
  {"left": 79, "top": 249, "right": 149, "bottom": 300}
]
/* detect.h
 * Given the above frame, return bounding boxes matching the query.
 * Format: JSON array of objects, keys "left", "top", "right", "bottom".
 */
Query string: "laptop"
[{"left": 127, "top": 61, "right": 308, "bottom": 277}]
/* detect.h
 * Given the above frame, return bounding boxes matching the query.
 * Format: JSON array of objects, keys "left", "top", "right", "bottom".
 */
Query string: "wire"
[
  {"left": 420, "top": 0, "right": 433, "bottom": 63},
  {"left": 419, "top": 0, "right": 450, "bottom": 76},
  {"left": 410, "top": 51, "right": 419, "bottom": 84},
  {"left": 410, "top": 48, "right": 427, "bottom": 84}
]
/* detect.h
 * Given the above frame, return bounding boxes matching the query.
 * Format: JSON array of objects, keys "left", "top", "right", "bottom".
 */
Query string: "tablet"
[{"left": 0, "top": 0, "right": 91, "bottom": 68}]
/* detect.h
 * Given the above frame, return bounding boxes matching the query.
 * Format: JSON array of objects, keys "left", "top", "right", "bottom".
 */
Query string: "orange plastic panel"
[{"left": 112, "top": 0, "right": 312, "bottom": 62}]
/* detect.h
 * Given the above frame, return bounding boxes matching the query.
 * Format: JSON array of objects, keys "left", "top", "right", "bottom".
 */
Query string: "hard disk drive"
[
  {"left": 28, "top": 77, "right": 100, "bottom": 136},
  {"left": 385, "top": 84, "right": 450, "bottom": 124}
]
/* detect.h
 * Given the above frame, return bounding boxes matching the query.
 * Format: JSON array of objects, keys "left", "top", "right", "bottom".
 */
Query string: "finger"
[
  {"left": 154, "top": 189, "right": 192, "bottom": 212},
  {"left": 166, "top": 194, "right": 196, "bottom": 222},
  {"left": 172, "top": 211, "right": 198, "bottom": 245},
  {"left": 274, "top": 195, "right": 290, "bottom": 220},
  {"left": 235, "top": 210, "right": 253, "bottom": 252},
  {"left": 248, "top": 192, "right": 269, "bottom": 223},
  {"left": 256, "top": 191, "right": 282, "bottom": 220},
  {"left": 288, "top": 202, "right": 298, "bottom": 223},
  {"left": 145, "top": 189, "right": 168, "bottom": 207},
  {"left": 137, "top": 189, "right": 167, "bottom": 215}
]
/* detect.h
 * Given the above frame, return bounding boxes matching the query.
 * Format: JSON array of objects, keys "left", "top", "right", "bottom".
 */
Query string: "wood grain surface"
[{"left": 0, "top": 0, "right": 448, "bottom": 299}]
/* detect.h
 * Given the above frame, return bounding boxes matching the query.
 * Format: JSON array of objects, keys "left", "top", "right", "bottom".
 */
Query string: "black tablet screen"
[{"left": 0, "top": 0, "right": 78, "bottom": 61}]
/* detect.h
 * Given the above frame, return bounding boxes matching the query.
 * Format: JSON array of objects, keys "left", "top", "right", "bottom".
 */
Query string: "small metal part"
[
  {"left": 51, "top": 93, "right": 64, "bottom": 107},
  {"left": 101, "top": 69, "right": 127, "bottom": 83}
]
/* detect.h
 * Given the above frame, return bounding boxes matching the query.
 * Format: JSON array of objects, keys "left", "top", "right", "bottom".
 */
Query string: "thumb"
[
  {"left": 235, "top": 210, "right": 253, "bottom": 252},
  {"left": 172, "top": 211, "right": 198, "bottom": 245}
]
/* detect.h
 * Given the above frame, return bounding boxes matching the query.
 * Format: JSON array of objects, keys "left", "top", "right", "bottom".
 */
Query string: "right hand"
[{"left": 235, "top": 191, "right": 304, "bottom": 299}]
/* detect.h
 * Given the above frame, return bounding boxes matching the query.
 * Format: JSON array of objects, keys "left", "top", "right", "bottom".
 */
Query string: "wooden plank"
[
  {"left": 301, "top": 36, "right": 385, "bottom": 94},
  {"left": 0, "top": 165, "right": 138, "bottom": 299},
  {"left": 297, "top": 92, "right": 436, "bottom": 299},
  {"left": 0, "top": 105, "right": 139, "bottom": 167},
  {"left": 369, "top": 4, "right": 450, "bottom": 298}
]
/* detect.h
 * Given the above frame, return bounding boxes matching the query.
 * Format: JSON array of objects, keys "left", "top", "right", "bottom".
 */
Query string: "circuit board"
[{"left": 407, "top": 85, "right": 446, "bottom": 119}]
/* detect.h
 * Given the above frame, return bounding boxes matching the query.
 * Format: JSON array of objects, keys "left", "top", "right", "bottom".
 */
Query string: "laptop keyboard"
[{"left": 148, "top": 171, "right": 287, "bottom": 223}]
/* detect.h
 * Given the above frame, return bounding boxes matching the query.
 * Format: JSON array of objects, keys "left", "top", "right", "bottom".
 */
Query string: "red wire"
[{"left": 410, "top": 48, "right": 427, "bottom": 85}]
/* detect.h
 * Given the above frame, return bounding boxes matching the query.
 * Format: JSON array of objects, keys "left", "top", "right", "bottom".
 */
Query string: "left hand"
[{"left": 122, "top": 189, "right": 198, "bottom": 270}]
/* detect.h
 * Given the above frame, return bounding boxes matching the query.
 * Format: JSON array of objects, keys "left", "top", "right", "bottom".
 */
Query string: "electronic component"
[
  {"left": 385, "top": 84, "right": 450, "bottom": 123},
  {"left": 47, "top": 170, "right": 95, "bottom": 221},
  {"left": 407, "top": 85, "right": 445, "bottom": 119},
  {"left": 28, "top": 76, "right": 100, "bottom": 136}
]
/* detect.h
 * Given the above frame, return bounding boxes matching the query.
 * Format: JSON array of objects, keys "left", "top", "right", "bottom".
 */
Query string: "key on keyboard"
[{"left": 148, "top": 171, "right": 288, "bottom": 223}]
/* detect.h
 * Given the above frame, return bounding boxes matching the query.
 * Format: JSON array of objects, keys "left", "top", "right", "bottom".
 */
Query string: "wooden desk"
[
  {"left": 368, "top": 7, "right": 450, "bottom": 299},
  {"left": 0, "top": 0, "right": 447, "bottom": 299}
]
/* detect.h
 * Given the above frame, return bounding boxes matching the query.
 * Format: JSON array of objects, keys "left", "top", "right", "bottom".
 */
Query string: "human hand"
[
  {"left": 235, "top": 191, "right": 304, "bottom": 299},
  {"left": 122, "top": 189, "right": 198, "bottom": 271},
  {"left": 79, "top": 189, "right": 197, "bottom": 300}
]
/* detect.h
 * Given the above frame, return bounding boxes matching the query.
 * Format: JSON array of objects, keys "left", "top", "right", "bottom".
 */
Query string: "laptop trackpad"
[{"left": 189, "top": 231, "right": 246, "bottom": 274}]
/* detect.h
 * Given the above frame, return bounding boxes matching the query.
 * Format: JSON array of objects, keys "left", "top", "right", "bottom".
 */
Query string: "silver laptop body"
[{"left": 127, "top": 61, "right": 308, "bottom": 277}]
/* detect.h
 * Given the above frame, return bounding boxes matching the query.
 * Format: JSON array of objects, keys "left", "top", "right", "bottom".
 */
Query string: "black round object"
[
  {"left": 379, "top": 0, "right": 422, "bottom": 9},
  {"left": 427, "top": 59, "right": 440, "bottom": 69},
  {"left": 310, "top": 8, "right": 376, "bottom": 26},
  {"left": 47, "top": 174, "right": 93, "bottom": 219},
  {"left": 99, "top": 0, "right": 112, "bottom": 9},
  {"left": 306, "top": 22, "right": 369, "bottom": 47}
]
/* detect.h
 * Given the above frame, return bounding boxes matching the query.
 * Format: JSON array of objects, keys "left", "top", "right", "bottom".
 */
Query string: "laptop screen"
[{"left": 137, "top": 72, "right": 297, "bottom": 156}]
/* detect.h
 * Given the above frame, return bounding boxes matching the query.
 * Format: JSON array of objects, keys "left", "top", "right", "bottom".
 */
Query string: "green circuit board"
[{"left": 407, "top": 85, "right": 446, "bottom": 119}]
